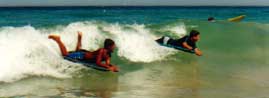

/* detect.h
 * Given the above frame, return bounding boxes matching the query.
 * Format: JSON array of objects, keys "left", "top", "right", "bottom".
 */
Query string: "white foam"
[
  {"left": 0, "top": 21, "right": 186, "bottom": 82},
  {"left": 0, "top": 26, "right": 79, "bottom": 82},
  {"left": 160, "top": 23, "right": 187, "bottom": 38},
  {"left": 169, "top": 24, "right": 187, "bottom": 38},
  {"left": 103, "top": 24, "right": 176, "bottom": 62}
]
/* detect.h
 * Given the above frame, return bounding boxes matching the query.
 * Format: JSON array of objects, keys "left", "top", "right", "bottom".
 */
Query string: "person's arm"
[
  {"left": 106, "top": 57, "right": 119, "bottom": 72},
  {"left": 182, "top": 42, "right": 193, "bottom": 50},
  {"left": 96, "top": 49, "right": 110, "bottom": 68},
  {"left": 105, "top": 56, "right": 111, "bottom": 66},
  {"left": 194, "top": 48, "right": 202, "bottom": 56}
]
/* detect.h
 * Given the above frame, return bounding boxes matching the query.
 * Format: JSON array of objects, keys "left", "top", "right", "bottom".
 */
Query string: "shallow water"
[{"left": 0, "top": 6, "right": 268, "bottom": 98}]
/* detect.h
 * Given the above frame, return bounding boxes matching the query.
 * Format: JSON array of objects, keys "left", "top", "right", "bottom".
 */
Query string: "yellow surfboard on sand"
[{"left": 228, "top": 15, "right": 246, "bottom": 22}]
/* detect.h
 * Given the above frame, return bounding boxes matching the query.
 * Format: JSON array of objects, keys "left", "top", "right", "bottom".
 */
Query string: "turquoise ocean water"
[{"left": 0, "top": 6, "right": 268, "bottom": 98}]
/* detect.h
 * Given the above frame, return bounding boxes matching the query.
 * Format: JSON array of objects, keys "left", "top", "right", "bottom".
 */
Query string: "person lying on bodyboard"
[
  {"left": 49, "top": 31, "right": 119, "bottom": 72},
  {"left": 156, "top": 30, "right": 202, "bottom": 56}
]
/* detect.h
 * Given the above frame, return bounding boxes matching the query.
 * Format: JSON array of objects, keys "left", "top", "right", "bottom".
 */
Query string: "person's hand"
[
  {"left": 108, "top": 67, "right": 115, "bottom": 72},
  {"left": 109, "top": 65, "right": 119, "bottom": 72},
  {"left": 194, "top": 48, "right": 202, "bottom": 56},
  {"left": 113, "top": 66, "right": 119, "bottom": 72},
  {"left": 195, "top": 50, "right": 202, "bottom": 56}
]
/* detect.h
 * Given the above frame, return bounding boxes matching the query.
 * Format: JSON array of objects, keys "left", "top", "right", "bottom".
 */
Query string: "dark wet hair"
[
  {"left": 189, "top": 30, "right": 200, "bottom": 37},
  {"left": 208, "top": 17, "right": 215, "bottom": 21},
  {"left": 104, "top": 38, "right": 115, "bottom": 49},
  {"left": 104, "top": 39, "right": 115, "bottom": 57}
]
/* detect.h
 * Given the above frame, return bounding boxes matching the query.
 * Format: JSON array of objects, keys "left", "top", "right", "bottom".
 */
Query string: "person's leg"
[
  {"left": 156, "top": 36, "right": 164, "bottom": 43},
  {"left": 75, "top": 31, "right": 82, "bottom": 51},
  {"left": 49, "top": 35, "right": 69, "bottom": 56},
  {"left": 163, "top": 36, "right": 170, "bottom": 45}
]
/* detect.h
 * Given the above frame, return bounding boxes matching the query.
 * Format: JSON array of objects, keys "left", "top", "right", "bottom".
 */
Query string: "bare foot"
[
  {"left": 48, "top": 34, "right": 60, "bottom": 41},
  {"left": 78, "top": 31, "right": 82, "bottom": 38}
]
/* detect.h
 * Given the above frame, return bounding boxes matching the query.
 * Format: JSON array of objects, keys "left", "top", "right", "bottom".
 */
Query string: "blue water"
[{"left": 0, "top": 6, "right": 269, "bottom": 27}]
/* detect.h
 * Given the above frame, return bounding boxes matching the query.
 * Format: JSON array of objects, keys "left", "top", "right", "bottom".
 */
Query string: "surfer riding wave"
[
  {"left": 156, "top": 30, "right": 202, "bottom": 56},
  {"left": 48, "top": 32, "right": 119, "bottom": 72}
]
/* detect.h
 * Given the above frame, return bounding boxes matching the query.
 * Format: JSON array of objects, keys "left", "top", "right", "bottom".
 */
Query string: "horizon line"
[{"left": 0, "top": 5, "right": 269, "bottom": 8}]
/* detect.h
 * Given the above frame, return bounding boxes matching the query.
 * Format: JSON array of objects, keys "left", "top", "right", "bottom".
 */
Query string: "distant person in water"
[
  {"left": 208, "top": 17, "right": 215, "bottom": 22},
  {"left": 49, "top": 32, "right": 119, "bottom": 72},
  {"left": 156, "top": 30, "right": 202, "bottom": 56}
]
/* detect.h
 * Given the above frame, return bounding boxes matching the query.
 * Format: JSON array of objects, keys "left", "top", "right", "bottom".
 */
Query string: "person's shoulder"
[
  {"left": 98, "top": 48, "right": 108, "bottom": 54},
  {"left": 180, "top": 35, "right": 188, "bottom": 40},
  {"left": 184, "top": 35, "right": 189, "bottom": 38}
]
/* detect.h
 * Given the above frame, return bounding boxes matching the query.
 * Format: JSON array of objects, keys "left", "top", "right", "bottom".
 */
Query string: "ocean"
[{"left": 0, "top": 6, "right": 268, "bottom": 98}]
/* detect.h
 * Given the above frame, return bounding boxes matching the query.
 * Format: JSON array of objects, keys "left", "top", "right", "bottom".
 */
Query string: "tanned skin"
[{"left": 49, "top": 32, "right": 118, "bottom": 72}]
